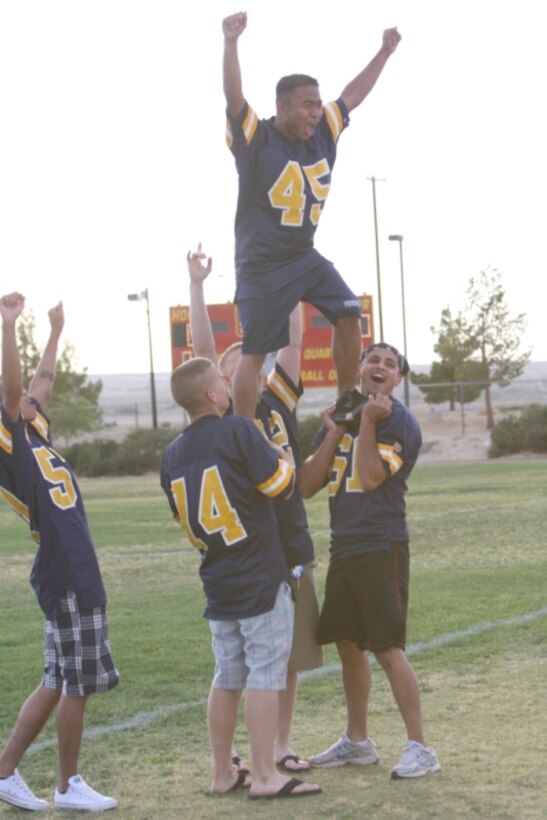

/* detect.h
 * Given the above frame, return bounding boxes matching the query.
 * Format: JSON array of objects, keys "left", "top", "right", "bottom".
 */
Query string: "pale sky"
[{"left": 1, "top": 0, "right": 545, "bottom": 375}]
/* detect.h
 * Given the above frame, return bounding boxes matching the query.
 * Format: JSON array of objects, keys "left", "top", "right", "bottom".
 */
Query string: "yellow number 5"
[{"left": 33, "top": 446, "right": 77, "bottom": 509}]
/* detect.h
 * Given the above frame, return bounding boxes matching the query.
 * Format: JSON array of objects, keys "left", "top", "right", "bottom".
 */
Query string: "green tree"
[
  {"left": 465, "top": 267, "right": 531, "bottom": 430},
  {"left": 410, "top": 360, "right": 459, "bottom": 409},
  {"left": 411, "top": 308, "right": 485, "bottom": 410},
  {"left": 17, "top": 310, "right": 103, "bottom": 443}
]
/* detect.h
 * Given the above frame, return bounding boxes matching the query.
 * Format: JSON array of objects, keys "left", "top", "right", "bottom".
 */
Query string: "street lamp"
[
  {"left": 127, "top": 288, "right": 158, "bottom": 429},
  {"left": 368, "top": 176, "right": 385, "bottom": 341},
  {"left": 388, "top": 234, "right": 410, "bottom": 407}
]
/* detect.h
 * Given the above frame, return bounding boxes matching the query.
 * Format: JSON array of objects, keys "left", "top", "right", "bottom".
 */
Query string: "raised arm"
[
  {"left": 298, "top": 405, "right": 345, "bottom": 498},
  {"left": 275, "top": 303, "right": 302, "bottom": 386},
  {"left": 222, "top": 11, "right": 247, "bottom": 117},
  {"left": 340, "top": 27, "right": 401, "bottom": 113},
  {"left": 28, "top": 301, "right": 64, "bottom": 408},
  {"left": 187, "top": 244, "right": 218, "bottom": 365},
  {"left": 0, "top": 292, "right": 26, "bottom": 422}
]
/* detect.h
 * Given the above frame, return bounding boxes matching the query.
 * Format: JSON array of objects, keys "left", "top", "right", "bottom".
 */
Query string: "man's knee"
[
  {"left": 336, "top": 639, "right": 363, "bottom": 665},
  {"left": 373, "top": 645, "right": 404, "bottom": 671},
  {"left": 238, "top": 352, "right": 267, "bottom": 370}
]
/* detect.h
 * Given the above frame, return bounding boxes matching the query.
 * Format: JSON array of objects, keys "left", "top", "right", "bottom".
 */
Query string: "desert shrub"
[
  {"left": 114, "top": 426, "right": 178, "bottom": 475},
  {"left": 488, "top": 417, "right": 523, "bottom": 458},
  {"left": 64, "top": 439, "right": 121, "bottom": 477},
  {"left": 521, "top": 404, "right": 547, "bottom": 452},
  {"left": 488, "top": 403, "right": 547, "bottom": 457},
  {"left": 63, "top": 426, "right": 178, "bottom": 476},
  {"left": 297, "top": 413, "right": 324, "bottom": 460}
]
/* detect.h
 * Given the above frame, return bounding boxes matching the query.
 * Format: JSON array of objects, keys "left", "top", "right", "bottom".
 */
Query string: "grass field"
[{"left": 1, "top": 460, "right": 546, "bottom": 819}]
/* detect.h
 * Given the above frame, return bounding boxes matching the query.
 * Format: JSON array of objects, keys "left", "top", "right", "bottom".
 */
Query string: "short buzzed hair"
[
  {"left": 170, "top": 357, "right": 216, "bottom": 414},
  {"left": 276, "top": 74, "right": 318, "bottom": 100},
  {"left": 218, "top": 342, "right": 242, "bottom": 377}
]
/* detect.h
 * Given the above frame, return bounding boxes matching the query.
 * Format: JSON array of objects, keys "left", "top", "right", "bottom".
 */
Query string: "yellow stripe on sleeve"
[
  {"left": 242, "top": 107, "right": 258, "bottom": 144},
  {"left": 0, "top": 421, "right": 13, "bottom": 455},
  {"left": 377, "top": 443, "right": 403, "bottom": 476},
  {"left": 256, "top": 459, "right": 294, "bottom": 497},
  {"left": 378, "top": 442, "right": 403, "bottom": 475},
  {"left": 225, "top": 119, "right": 233, "bottom": 148},
  {"left": 0, "top": 486, "right": 30, "bottom": 524},
  {"left": 30, "top": 411, "right": 49, "bottom": 440},
  {"left": 267, "top": 370, "right": 298, "bottom": 412},
  {"left": 324, "top": 101, "right": 344, "bottom": 141}
]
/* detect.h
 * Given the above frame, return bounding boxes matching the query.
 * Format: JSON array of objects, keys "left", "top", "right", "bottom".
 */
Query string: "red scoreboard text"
[{"left": 169, "top": 296, "right": 373, "bottom": 389}]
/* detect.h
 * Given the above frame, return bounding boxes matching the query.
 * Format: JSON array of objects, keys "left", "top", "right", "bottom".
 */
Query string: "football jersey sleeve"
[
  {"left": 375, "top": 402, "right": 422, "bottom": 479},
  {"left": 239, "top": 419, "right": 295, "bottom": 500}
]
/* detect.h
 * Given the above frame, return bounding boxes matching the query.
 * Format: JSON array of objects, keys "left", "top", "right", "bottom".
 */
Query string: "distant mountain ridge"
[{"left": 93, "top": 362, "right": 547, "bottom": 419}]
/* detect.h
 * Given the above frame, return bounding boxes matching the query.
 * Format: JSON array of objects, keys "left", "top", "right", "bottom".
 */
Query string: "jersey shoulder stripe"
[
  {"left": 226, "top": 103, "right": 259, "bottom": 149},
  {"left": 267, "top": 367, "right": 299, "bottom": 412},
  {"left": 226, "top": 119, "right": 233, "bottom": 148},
  {"left": 242, "top": 105, "right": 259, "bottom": 144},
  {"left": 256, "top": 458, "right": 294, "bottom": 497},
  {"left": 29, "top": 410, "right": 49, "bottom": 441},
  {"left": 0, "top": 485, "right": 31, "bottom": 525},
  {"left": 377, "top": 442, "right": 403, "bottom": 476},
  {"left": 324, "top": 100, "right": 345, "bottom": 141},
  {"left": 0, "top": 420, "right": 12, "bottom": 455}
]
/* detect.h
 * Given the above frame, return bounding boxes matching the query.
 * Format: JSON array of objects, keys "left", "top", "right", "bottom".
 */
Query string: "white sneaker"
[
  {"left": 390, "top": 741, "right": 442, "bottom": 779},
  {"left": 54, "top": 774, "right": 118, "bottom": 812},
  {"left": 0, "top": 768, "right": 49, "bottom": 811},
  {"left": 309, "top": 734, "right": 379, "bottom": 768}
]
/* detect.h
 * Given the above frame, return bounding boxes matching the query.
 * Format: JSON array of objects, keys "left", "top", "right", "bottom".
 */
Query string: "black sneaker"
[{"left": 333, "top": 389, "right": 367, "bottom": 424}]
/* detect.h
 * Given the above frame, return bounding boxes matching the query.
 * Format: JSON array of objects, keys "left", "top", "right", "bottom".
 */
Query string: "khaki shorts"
[{"left": 288, "top": 564, "right": 324, "bottom": 672}]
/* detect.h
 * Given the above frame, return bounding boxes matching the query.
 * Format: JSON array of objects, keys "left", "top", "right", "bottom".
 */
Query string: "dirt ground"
[{"left": 413, "top": 406, "right": 492, "bottom": 463}]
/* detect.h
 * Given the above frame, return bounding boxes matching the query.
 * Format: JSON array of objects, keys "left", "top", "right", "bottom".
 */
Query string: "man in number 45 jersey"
[{"left": 222, "top": 11, "right": 401, "bottom": 420}]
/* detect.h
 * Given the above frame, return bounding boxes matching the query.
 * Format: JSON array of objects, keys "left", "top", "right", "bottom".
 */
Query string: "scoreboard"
[{"left": 169, "top": 296, "right": 373, "bottom": 389}]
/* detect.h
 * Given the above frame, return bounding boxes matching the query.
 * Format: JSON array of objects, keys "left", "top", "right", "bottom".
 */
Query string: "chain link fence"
[{"left": 76, "top": 372, "right": 546, "bottom": 444}]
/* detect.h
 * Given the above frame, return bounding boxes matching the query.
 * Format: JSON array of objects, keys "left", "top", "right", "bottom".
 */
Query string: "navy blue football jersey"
[
  {"left": 315, "top": 398, "right": 422, "bottom": 557},
  {"left": 256, "top": 362, "right": 315, "bottom": 567},
  {"left": 160, "top": 413, "right": 294, "bottom": 621},
  {"left": 226, "top": 98, "right": 350, "bottom": 280},
  {"left": 0, "top": 402, "right": 106, "bottom": 618}
]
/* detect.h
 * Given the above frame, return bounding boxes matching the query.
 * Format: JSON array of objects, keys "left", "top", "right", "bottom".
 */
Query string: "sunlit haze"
[{"left": 1, "top": 0, "right": 545, "bottom": 374}]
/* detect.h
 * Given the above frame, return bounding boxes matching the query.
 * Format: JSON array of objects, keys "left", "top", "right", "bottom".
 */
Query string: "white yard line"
[{"left": 28, "top": 606, "right": 547, "bottom": 754}]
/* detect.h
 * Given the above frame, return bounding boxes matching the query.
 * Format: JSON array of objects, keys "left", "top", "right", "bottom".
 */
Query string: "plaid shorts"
[
  {"left": 43, "top": 590, "right": 120, "bottom": 697},
  {"left": 209, "top": 582, "right": 294, "bottom": 691}
]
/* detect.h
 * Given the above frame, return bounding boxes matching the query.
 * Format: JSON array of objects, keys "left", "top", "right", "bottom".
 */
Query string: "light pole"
[
  {"left": 127, "top": 288, "right": 158, "bottom": 429},
  {"left": 368, "top": 176, "right": 385, "bottom": 340},
  {"left": 388, "top": 234, "right": 410, "bottom": 407}
]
